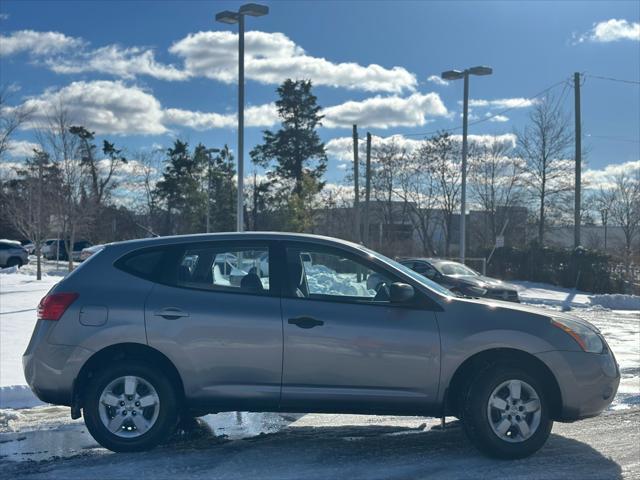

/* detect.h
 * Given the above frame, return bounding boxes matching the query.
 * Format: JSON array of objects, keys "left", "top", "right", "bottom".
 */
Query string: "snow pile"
[
  {"left": 0, "top": 386, "right": 43, "bottom": 409},
  {"left": 589, "top": 294, "right": 640, "bottom": 311},
  {"left": 305, "top": 264, "right": 374, "bottom": 297},
  {"left": 0, "top": 266, "right": 19, "bottom": 274}
]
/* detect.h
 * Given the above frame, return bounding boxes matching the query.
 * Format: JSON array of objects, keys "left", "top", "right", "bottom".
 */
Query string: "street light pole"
[
  {"left": 216, "top": 3, "right": 269, "bottom": 233},
  {"left": 237, "top": 14, "right": 245, "bottom": 232},
  {"left": 441, "top": 65, "right": 492, "bottom": 264},
  {"left": 460, "top": 71, "right": 469, "bottom": 264}
]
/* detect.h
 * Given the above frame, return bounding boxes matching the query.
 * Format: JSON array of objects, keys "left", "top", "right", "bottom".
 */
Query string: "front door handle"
[
  {"left": 153, "top": 308, "right": 190, "bottom": 320},
  {"left": 288, "top": 316, "right": 324, "bottom": 329}
]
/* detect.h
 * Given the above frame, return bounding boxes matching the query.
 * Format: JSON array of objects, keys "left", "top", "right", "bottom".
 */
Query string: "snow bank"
[
  {"left": 589, "top": 294, "right": 640, "bottom": 311},
  {"left": 0, "top": 386, "right": 44, "bottom": 409},
  {"left": 305, "top": 265, "right": 373, "bottom": 297}
]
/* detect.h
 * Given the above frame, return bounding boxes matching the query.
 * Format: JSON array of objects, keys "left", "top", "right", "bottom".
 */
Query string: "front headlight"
[
  {"left": 465, "top": 285, "right": 487, "bottom": 296},
  {"left": 551, "top": 317, "right": 604, "bottom": 353}
]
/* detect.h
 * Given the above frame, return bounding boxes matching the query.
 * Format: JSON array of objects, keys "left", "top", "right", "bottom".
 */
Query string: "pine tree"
[{"left": 251, "top": 79, "right": 327, "bottom": 198}]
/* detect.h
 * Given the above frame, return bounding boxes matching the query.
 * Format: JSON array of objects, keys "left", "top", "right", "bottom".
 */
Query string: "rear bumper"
[
  {"left": 536, "top": 348, "right": 620, "bottom": 422},
  {"left": 22, "top": 322, "right": 93, "bottom": 406}
]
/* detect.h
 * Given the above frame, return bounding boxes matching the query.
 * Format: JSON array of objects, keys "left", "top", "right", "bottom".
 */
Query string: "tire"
[
  {"left": 461, "top": 364, "right": 553, "bottom": 459},
  {"left": 6, "top": 257, "right": 22, "bottom": 268},
  {"left": 83, "top": 361, "right": 179, "bottom": 452}
]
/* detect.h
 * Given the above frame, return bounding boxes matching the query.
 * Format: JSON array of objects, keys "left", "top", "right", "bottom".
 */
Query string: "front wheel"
[
  {"left": 462, "top": 365, "right": 553, "bottom": 459},
  {"left": 83, "top": 362, "right": 179, "bottom": 452}
]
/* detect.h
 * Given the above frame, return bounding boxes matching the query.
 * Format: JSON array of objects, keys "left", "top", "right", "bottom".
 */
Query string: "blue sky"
[{"left": 1, "top": 0, "right": 638, "bottom": 184}]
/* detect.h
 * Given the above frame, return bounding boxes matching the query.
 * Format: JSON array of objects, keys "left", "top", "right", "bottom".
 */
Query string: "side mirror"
[{"left": 390, "top": 282, "right": 415, "bottom": 303}]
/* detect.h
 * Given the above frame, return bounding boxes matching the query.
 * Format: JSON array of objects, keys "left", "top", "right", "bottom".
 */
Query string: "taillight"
[{"left": 37, "top": 292, "right": 79, "bottom": 321}]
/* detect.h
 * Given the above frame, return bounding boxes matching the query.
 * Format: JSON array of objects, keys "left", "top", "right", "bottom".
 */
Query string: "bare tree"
[
  {"left": 37, "top": 105, "right": 87, "bottom": 271},
  {"left": 517, "top": 95, "right": 573, "bottom": 244},
  {"left": 0, "top": 87, "right": 32, "bottom": 160},
  {"left": 422, "top": 132, "right": 461, "bottom": 256},
  {"left": 1, "top": 150, "right": 60, "bottom": 279},
  {"left": 603, "top": 170, "right": 640, "bottom": 255},
  {"left": 468, "top": 136, "right": 524, "bottom": 248}
]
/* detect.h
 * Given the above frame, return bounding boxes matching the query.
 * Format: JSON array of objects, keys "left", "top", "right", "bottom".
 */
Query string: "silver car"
[
  {"left": 0, "top": 240, "right": 29, "bottom": 268},
  {"left": 23, "top": 233, "right": 620, "bottom": 458}
]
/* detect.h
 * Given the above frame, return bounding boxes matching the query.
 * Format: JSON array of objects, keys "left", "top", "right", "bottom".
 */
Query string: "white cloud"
[
  {"left": 15, "top": 81, "right": 168, "bottom": 135},
  {"left": 47, "top": 45, "right": 188, "bottom": 81},
  {"left": 326, "top": 133, "right": 517, "bottom": 163},
  {"left": 322, "top": 92, "right": 448, "bottom": 129},
  {"left": 0, "top": 30, "right": 84, "bottom": 56},
  {"left": 427, "top": 75, "right": 449, "bottom": 86},
  {"left": 488, "top": 114, "right": 509, "bottom": 123},
  {"left": 583, "top": 160, "right": 640, "bottom": 189},
  {"left": 163, "top": 103, "right": 278, "bottom": 130},
  {"left": 576, "top": 19, "right": 640, "bottom": 43},
  {"left": 467, "top": 98, "right": 538, "bottom": 109},
  {"left": 170, "top": 31, "right": 417, "bottom": 93},
  {"left": 6, "top": 140, "right": 40, "bottom": 158}
]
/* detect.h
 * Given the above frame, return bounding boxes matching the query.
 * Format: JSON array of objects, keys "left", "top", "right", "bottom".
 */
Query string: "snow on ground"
[{"left": 514, "top": 280, "right": 640, "bottom": 310}]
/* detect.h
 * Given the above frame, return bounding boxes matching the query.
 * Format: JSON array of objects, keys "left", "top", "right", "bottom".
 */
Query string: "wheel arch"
[
  {"left": 72, "top": 342, "right": 185, "bottom": 419},
  {"left": 444, "top": 348, "right": 563, "bottom": 420}
]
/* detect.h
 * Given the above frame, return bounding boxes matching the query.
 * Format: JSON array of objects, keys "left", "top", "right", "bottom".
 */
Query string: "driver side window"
[{"left": 286, "top": 246, "right": 393, "bottom": 303}]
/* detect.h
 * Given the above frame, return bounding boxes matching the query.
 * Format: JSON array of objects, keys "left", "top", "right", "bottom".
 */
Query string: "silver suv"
[
  {"left": 23, "top": 233, "right": 619, "bottom": 458},
  {"left": 0, "top": 240, "right": 29, "bottom": 268}
]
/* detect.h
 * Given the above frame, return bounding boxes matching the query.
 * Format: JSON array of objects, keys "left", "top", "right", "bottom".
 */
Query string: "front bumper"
[
  {"left": 22, "top": 321, "right": 93, "bottom": 406},
  {"left": 536, "top": 347, "right": 620, "bottom": 422}
]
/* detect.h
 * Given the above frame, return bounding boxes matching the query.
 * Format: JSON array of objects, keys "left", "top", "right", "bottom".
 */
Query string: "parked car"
[
  {"left": 80, "top": 244, "right": 105, "bottom": 262},
  {"left": 41, "top": 238, "right": 60, "bottom": 259},
  {"left": 0, "top": 239, "right": 29, "bottom": 268},
  {"left": 20, "top": 239, "right": 36, "bottom": 254},
  {"left": 400, "top": 258, "right": 520, "bottom": 302},
  {"left": 24, "top": 233, "right": 619, "bottom": 458},
  {"left": 44, "top": 240, "right": 92, "bottom": 261}
]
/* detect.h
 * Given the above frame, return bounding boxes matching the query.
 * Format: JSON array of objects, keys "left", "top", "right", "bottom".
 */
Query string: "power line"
[
  {"left": 585, "top": 74, "right": 640, "bottom": 86},
  {"left": 402, "top": 77, "right": 570, "bottom": 138},
  {"left": 585, "top": 134, "right": 640, "bottom": 144}
]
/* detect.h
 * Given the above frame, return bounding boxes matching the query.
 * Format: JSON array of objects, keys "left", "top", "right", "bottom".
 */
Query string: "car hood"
[
  {"left": 457, "top": 296, "right": 600, "bottom": 332},
  {"left": 445, "top": 274, "right": 517, "bottom": 290}
]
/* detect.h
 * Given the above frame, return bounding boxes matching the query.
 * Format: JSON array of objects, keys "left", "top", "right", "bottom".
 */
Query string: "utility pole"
[
  {"left": 364, "top": 132, "right": 372, "bottom": 246},
  {"left": 574, "top": 72, "right": 582, "bottom": 248},
  {"left": 353, "top": 125, "right": 361, "bottom": 243}
]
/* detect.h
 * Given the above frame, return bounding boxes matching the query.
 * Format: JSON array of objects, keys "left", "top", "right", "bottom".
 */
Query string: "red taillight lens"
[{"left": 37, "top": 293, "right": 79, "bottom": 321}]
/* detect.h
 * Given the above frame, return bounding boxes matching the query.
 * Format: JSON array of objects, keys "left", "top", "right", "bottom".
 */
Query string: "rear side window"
[
  {"left": 115, "top": 249, "right": 165, "bottom": 282},
  {"left": 173, "top": 245, "right": 270, "bottom": 295}
]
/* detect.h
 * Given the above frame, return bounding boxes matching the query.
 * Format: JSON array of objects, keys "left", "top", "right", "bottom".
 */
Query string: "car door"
[
  {"left": 280, "top": 242, "right": 441, "bottom": 415},
  {"left": 144, "top": 240, "right": 283, "bottom": 412}
]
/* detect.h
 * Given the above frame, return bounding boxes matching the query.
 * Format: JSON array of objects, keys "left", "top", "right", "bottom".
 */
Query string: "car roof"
[{"left": 106, "top": 232, "right": 365, "bottom": 253}]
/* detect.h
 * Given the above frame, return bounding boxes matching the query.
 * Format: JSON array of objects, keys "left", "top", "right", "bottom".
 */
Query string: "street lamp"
[
  {"left": 216, "top": 3, "right": 269, "bottom": 232},
  {"left": 441, "top": 65, "right": 492, "bottom": 264}
]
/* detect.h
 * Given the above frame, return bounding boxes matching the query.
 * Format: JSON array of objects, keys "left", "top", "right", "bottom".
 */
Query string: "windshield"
[
  {"left": 436, "top": 262, "right": 479, "bottom": 276},
  {"left": 360, "top": 246, "right": 453, "bottom": 297}
]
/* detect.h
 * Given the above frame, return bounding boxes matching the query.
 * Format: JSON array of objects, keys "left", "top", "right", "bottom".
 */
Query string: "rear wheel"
[
  {"left": 462, "top": 365, "right": 553, "bottom": 459},
  {"left": 83, "top": 362, "right": 179, "bottom": 452}
]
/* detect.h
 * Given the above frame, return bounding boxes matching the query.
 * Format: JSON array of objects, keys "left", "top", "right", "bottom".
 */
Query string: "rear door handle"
[
  {"left": 288, "top": 316, "right": 324, "bottom": 329},
  {"left": 153, "top": 308, "right": 190, "bottom": 320}
]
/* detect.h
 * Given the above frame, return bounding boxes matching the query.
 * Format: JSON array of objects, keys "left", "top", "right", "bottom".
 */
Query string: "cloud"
[
  {"left": 9, "top": 80, "right": 278, "bottom": 136},
  {"left": 583, "top": 160, "right": 640, "bottom": 189},
  {"left": 163, "top": 103, "right": 278, "bottom": 130},
  {"left": 15, "top": 81, "right": 168, "bottom": 135},
  {"left": 47, "top": 45, "right": 188, "bottom": 81},
  {"left": 0, "top": 30, "right": 84, "bottom": 56},
  {"left": 576, "top": 19, "right": 640, "bottom": 43},
  {"left": 488, "top": 114, "right": 509, "bottom": 123},
  {"left": 0, "top": 13, "right": 9, "bottom": 21},
  {"left": 427, "top": 75, "right": 449, "bottom": 86},
  {"left": 5, "top": 140, "right": 40, "bottom": 158},
  {"left": 326, "top": 133, "right": 517, "bottom": 162},
  {"left": 322, "top": 92, "right": 448, "bottom": 129},
  {"left": 169, "top": 31, "right": 417, "bottom": 92},
  {"left": 467, "top": 98, "right": 538, "bottom": 109}
]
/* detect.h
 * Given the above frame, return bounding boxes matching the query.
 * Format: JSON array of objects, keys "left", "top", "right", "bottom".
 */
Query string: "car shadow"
[{"left": 6, "top": 418, "right": 623, "bottom": 479}]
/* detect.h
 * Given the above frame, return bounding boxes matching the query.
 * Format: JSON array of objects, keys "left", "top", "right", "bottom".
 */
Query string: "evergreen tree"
[
  {"left": 251, "top": 79, "right": 327, "bottom": 199},
  {"left": 203, "top": 144, "right": 236, "bottom": 232},
  {"left": 154, "top": 140, "right": 207, "bottom": 234}
]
